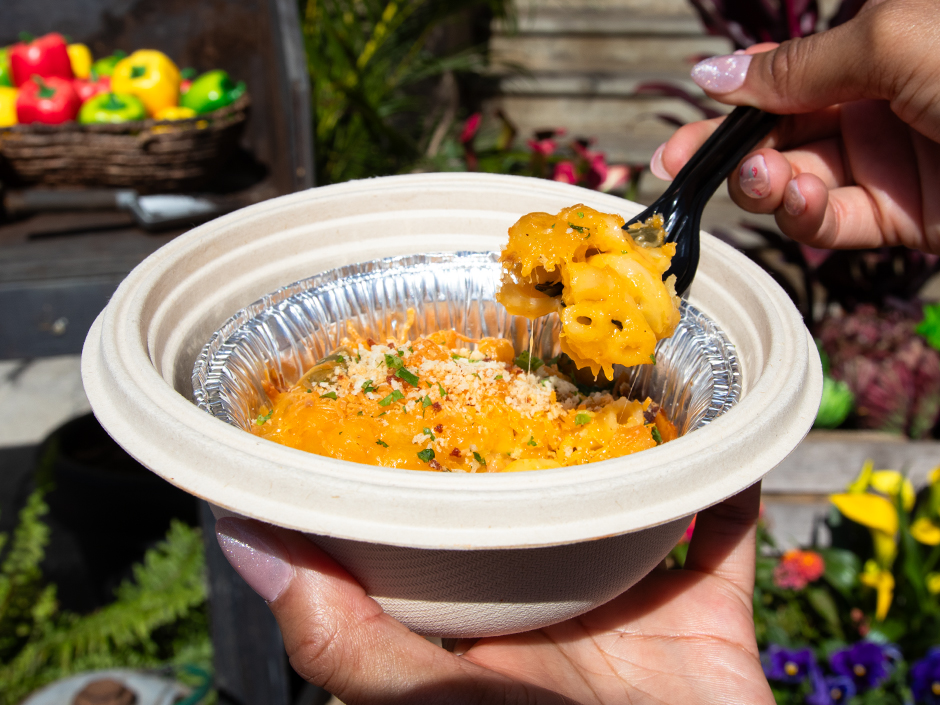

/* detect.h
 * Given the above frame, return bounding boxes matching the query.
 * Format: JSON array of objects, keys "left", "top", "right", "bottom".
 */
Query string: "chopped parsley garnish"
[
  {"left": 651, "top": 427, "right": 663, "bottom": 445},
  {"left": 514, "top": 350, "right": 543, "bottom": 372},
  {"left": 356, "top": 353, "right": 361, "bottom": 362},
  {"left": 495, "top": 374, "right": 503, "bottom": 380},
  {"left": 305, "top": 389, "right": 313, "bottom": 394},
  {"left": 319, "top": 392, "right": 338, "bottom": 400},
  {"left": 255, "top": 410, "right": 273, "bottom": 425},
  {"left": 423, "top": 427, "right": 435, "bottom": 440},
  {"left": 417, "top": 449, "right": 435, "bottom": 463},
  {"left": 621, "top": 250, "right": 629, "bottom": 254},
  {"left": 551, "top": 223, "right": 556, "bottom": 229},
  {"left": 422, "top": 395, "right": 433, "bottom": 408},
  {"left": 397, "top": 350, "right": 404, "bottom": 357},
  {"left": 472, "top": 372, "right": 481, "bottom": 379},
  {"left": 577, "top": 211, "right": 584, "bottom": 218},
  {"left": 451, "top": 353, "right": 462, "bottom": 360},
  {"left": 384, "top": 353, "right": 403, "bottom": 370},
  {"left": 376, "top": 439, "right": 389, "bottom": 447},
  {"left": 361, "top": 379, "right": 376, "bottom": 393},
  {"left": 569, "top": 222, "right": 585, "bottom": 233},
  {"left": 378, "top": 390, "right": 405, "bottom": 406},
  {"left": 395, "top": 367, "right": 420, "bottom": 386},
  {"left": 527, "top": 436, "right": 537, "bottom": 447},
  {"left": 650, "top": 353, "right": 656, "bottom": 365},
  {"left": 437, "top": 383, "right": 448, "bottom": 397},
  {"left": 473, "top": 451, "right": 486, "bottom": 467},
  {"left": 575, "top": 412, "right": 591, "bottom": 426},
  {"left": 357, "top": 410, "right": 364, "bottom": 416},
  {"left": 334, "top": 355, "right": 345, "bottom": 363}
]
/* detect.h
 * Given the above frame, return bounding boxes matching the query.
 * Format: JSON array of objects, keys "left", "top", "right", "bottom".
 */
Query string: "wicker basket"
[{"left": 0, "top": 94, "right": 250, "bottom": 193}]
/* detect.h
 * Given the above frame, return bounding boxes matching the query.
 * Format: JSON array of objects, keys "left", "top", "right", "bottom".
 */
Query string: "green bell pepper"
[
  {"left": 78, "top": 92, "right": 148, "bottom": 124},
  {"left": 0, "top": 48, "right": 13, "bottom": 87},
  {"left": 90, "top": 49, "right": 127, "bottom": 77},
  {"left": 179, "top": 70, "right": 246, "bottom": 114}
]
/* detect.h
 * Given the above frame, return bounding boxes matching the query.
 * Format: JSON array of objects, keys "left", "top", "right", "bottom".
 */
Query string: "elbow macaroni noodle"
[{"left": 497, "top": 205, "right": 681, "bottom": 378}]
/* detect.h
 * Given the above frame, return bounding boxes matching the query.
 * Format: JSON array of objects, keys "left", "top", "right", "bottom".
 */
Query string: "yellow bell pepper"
[
  {"left": 67, "top": 43, "right": 93, "bottom": 80},
  {"left": 153, "top": 105, "right": 197, "bottom": 121},
  {"left": 111, "top": 50, "right": 180, "bottom": 116},
  {"left": 0, "top": 86, "right": 18, "bottom": 127}
]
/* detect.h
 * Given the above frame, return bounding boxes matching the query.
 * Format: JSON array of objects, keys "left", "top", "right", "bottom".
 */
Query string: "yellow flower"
[
  {"left": 830, "top": 493, "right": 898, "bottom": 535},
  {"left": 929, "top": 465, "right": 940, "bottom": 485},
  {"left": 870, "top": 470, "right": 916, "bottom": 511},
  {"left": 860, "top": 559, "right": 895, "bottom": 621},
  {"left": 847, "top": 459, "right": 875, "bottom": 494},
  {"left": 927, "top": 573, "right": 940, "bottom": 595},
  {"left": 911, "top": 517, "right": 940, "bottom": 546}
]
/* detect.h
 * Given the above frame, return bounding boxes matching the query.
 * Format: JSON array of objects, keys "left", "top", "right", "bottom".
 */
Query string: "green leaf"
[
  {"left": 362, "top": 379, "right": 375, "bottom": 393},
  {"left": 422, "top": 427, "right": 435, "bottom": 440},
  {"left": 514, "top": 350, "right": 543, "bottom": 372},
  {"left": 819, "top": 547, "right": 860, "bottom": 596},
  {"left": 417, "top": 449, "right": 435, "bottom": 463},
  {"left": 575, "top": 413, "right": 591, "bottom": 426},
  {"left": 320, "top": 392, "right": 338, "bottom": 400},
  {"left": 384, "top": 353, "right": 403, "bottom": 370},
  {"left": 255, "top": 410, "right": 273, "bottom": 425},
  {"left": 866, "top": 619, "right": 907, "bottom": 643},
  {"left": 437, "top": 383, "right": 447, "bottom": 397},
  {"left": 395, "top": 367, "right": 419, "bottom": 386},
  {"left": 376, "top": 439, "right": 389, "bottom": 447},
  {"left": 805, "top": 586, "right": 844, "bottom": 640},
  {"left": 421, "top": 396, "right": 432, "bottom": 408},
  {"left": 378, "top": 390, "right": 404, "bottom": 406},
  {"left": 569, "top": 222, "right": 585, "bottom": 233},
  {"left": 473, "top": 451, "right": 486, "bottom": 466},
  {"left": 527, "top": 436, "right": 536, "bottom": 447},
  {"left": 651, "top": 427, "right": 662, "bottom": 445}
]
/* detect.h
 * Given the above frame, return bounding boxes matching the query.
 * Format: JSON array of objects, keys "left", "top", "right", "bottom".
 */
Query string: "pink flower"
[
  {"left": 527, "top": 138, "right": 557, "bottom": 156},
  {"left": 552, "top": 161, "right": 578, "bottom": 184},
  {"left": 598, "top": 164, "right": 629, "bottom": 193},
  {"left": 773, "top": 549, "right": 825, "bottom": 589},
  {"left": 460, "top": 113, "right": 482, "bottom": 144},
  {"left": 585, "top": 153, "right": 608, "bottom": 190}
]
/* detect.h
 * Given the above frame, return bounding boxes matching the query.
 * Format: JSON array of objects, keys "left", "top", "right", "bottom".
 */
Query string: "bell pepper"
[
  {"left": 10, "top": 33, "right": 74, "bottom": 87},
  {"left": 153, "top": 105, "right": 197, "bottom": 121},
  {"left": 179, "top": 67, "right": 197, "bottom": 95},
  {"left": 0, "top": 49, "right": 12, "bottom": 87},
  {"left": 67, "top": 43, "right": 93, "bottom": 80},
  {"left": 91, "top": 50, "right": 126, "bottom": 77},
  {"left": 78, "top": 92, "right": 147, "bottom": 124},
  {"left": 179, "top": 70, "right": 245, "bottom": 114},
  {"left": 16, "top": 75, "right": 80, "bottom": 124},
  {"left": 111, "top": 50, "right": 180, "bottom": 116},
  {"left": 73, "top": 70, "right": 111, "bottom": 102},
  {"left": 0, "top": 86, "right": 18, "bottom": 127}
]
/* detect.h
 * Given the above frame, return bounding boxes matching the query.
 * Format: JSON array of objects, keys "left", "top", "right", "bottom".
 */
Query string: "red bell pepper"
[
  {"left": 10, "top": 33, "right": 74, "bottom": 87},
  {"left": 16, "top": 76, "right": 81, "bottom": 124},
  {"left": 73, "top": 72, "right": 111, "bottom": 102}
]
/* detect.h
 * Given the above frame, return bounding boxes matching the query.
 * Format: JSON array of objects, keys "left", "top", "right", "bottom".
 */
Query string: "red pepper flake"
[
  {"left": 367, "top": 338, "right": 377, "bottom": 347},
  {"left": 434, "top": 424, "right": 444, "bottom": 433},
  {"left": 429, "top": 459, "right": 443, "bottom": 471},
  {"left": 432, "top": 402, "right": 442, "bottom": 412},
  {"left": 385, "top": 374, "right": 396, "bottom": 386},
  {"left": 450, "top": 448, "right": 461, "bottom": 457}
]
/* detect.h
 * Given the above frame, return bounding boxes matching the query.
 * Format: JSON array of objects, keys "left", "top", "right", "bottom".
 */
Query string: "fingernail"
[
  {"left": 216, "top": 517, "right": 293, "bottom": 602},
  {"left": 650, "top": 143, "right": 671, "bottom": 181},
  {"left": 691, "top": 54, "right": 752, "bottom": 93},
  {"left": 738, "top": 154, "right": 769, "bottom": 199},
  {"left": 784, "top": 179, "right": 806, "bottom": 216}
]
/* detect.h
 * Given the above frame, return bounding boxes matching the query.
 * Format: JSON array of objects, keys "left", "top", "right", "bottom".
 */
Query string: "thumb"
[{"left": 689, "top": 0, "right": 940, "bottom": 138}]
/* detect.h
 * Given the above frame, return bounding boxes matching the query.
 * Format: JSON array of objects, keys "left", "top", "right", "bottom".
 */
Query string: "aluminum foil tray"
[{"left": 193, "top": 252, "right": 740, "bottom": 436}]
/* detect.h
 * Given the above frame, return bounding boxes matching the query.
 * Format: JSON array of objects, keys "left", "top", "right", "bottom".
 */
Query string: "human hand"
[
  {"left": 651, "top": 0, "right": 940, "bottom": 253},
  {"left": 215, "top": 482, "right": 772, "bottom": 705}
]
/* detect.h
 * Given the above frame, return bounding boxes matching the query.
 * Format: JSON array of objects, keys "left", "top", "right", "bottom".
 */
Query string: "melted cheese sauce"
[
  {"left": 254, "top": 331, "right": 676, "bottom": 472},
  {"left": 497, "top": 205, "right": 681, "bottom": 378}
]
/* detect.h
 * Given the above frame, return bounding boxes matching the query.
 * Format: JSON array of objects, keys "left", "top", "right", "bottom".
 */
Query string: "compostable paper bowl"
[{"left": 82, "top": 173, "right": 822, "bottom": 637}]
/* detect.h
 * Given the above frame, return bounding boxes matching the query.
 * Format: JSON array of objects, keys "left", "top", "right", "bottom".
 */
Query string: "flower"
[
  {"left": 912, "top": 517, "right": 940, "bottom": 545},
  {"left": 460, "top": 113, "right": 482, "bottom": 144},
  {"left": 911, "top": 647, "right": 940, "bottom": 705},
  {"left": 829, "top": 641, "right": 898, "bottom": 691},
  {"left": 806, "top": 668, "right": 857, "bottom": 705},
  {"left": 773, "top": 549, "right": 825, "bottom": 590},
  {"left": 598, "top": 164, "right": 629, "bottom": 193},
  {"left": 928, "top": 572, "right": 940, "bottom": 595},
  {"left": 552, "top": 161, "right": 577, "bottom": 184},
  {"left": 762, "top": 645, "right": 817, "bottom": 684},
  {"left": 526, "top": 138, "right": 556, "bottom": 156},
  {"left": 860, "top": 559, "right": 895, "bottom": 621}
]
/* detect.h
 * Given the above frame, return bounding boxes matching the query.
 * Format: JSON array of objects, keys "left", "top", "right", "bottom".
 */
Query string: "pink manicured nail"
[
  {"left": 650, "top": 143, "right": 671, "bottom": 181},
  {"left": 691, "top": 54, "right": 752, "bottom": 93},
  {"left": 738, "top": 154, "right": 769, "bottom": 199},
  {"left": 216, "top": 517, "right": 293, "bottom": 602},
  {"left": 784, "top": 179, "right": 806, "bottom": 216}
]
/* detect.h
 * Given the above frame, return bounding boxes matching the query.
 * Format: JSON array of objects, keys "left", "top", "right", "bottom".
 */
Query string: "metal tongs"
[{"left": 624, "top": 106, "right": 781, "bottom": 295}]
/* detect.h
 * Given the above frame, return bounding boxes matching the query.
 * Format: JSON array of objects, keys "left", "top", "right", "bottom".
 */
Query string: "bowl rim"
[{"left": 82, "top": 172, "right": 822, "bottom": 549}]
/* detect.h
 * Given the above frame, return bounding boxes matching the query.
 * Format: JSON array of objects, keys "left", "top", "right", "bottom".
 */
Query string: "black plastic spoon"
[{"left": 624, "top": 106, "right": 781, "bottom": 295}]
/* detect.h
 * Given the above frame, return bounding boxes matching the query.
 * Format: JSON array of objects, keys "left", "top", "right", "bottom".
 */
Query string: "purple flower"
[
  {"left": 806, "top": 667, "right": 857, "bottom": 705},
  {"left": 762, "top": 645, "right": 817, "bottom": 684},
  {"left": 829, "top": 641, "right": 897, "bottom": 690},
  {"left": 911, "top": 647, "right": 940, "bottom": 705}
]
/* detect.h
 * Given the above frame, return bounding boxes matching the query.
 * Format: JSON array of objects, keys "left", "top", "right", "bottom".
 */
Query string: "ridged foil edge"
[{"left": 193, "top": 252, "right": 741, "bottom": 436}]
